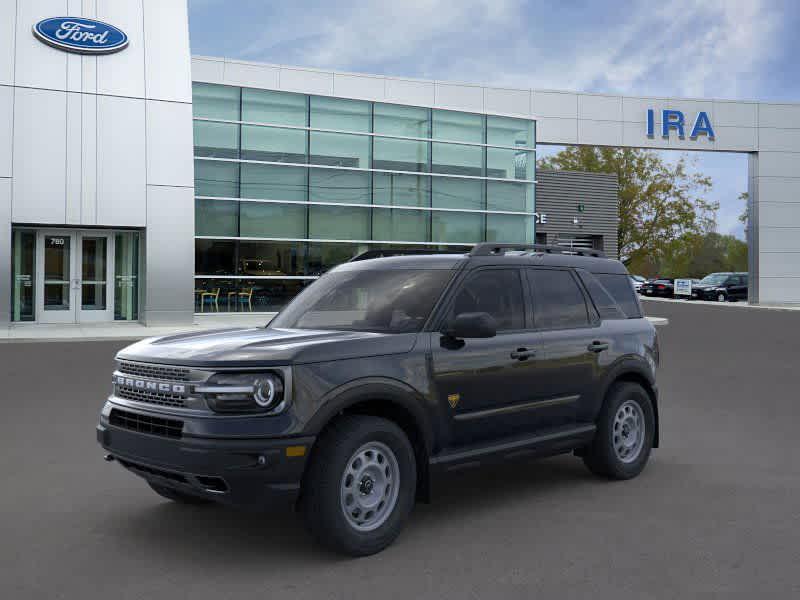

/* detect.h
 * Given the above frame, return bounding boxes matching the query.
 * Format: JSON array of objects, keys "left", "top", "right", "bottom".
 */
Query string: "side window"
[
  {"left": 595, "top": 273, "right": 643, "bottom": 318},
  {"left": 450, "top": 269, "right": 525, "bottom": 331},
  {"left": 527, "top": 269, "right": 590, "bottom": 329},
  {"left": 576, "top": 270, "right": 626, "bottom": 320}
]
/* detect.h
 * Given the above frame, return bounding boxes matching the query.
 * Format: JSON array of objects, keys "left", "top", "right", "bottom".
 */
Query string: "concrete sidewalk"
[{"left": 1, "top": 313, "right": 276, "bottom": 343}]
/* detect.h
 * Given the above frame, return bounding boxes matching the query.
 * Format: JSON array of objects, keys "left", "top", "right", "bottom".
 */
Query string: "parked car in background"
[
  {"left": 630, "top": 275, "right": 646, "bottom": 292},
  {"left": 691, "top": 272, "right": 749, "bottom": 302},
  {"left": 640, "top": 279, "right": 674, "bottom": 298}
]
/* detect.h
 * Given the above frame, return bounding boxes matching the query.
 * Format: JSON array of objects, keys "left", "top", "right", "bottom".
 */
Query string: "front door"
[{"left": 36, "top": 231, "right": 114, "bottom": 323}]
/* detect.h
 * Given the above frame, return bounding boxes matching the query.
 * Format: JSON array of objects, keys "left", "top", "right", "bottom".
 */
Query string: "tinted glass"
[
  {"left": 239, "top": 201, "right": 306, "bottom": 238},
  {"left": 308, "top": 205, "right": 370, "bottom": 240},
  {"left": 195, "top": 240, "right": 236, "bottom": 275},
  {"left": 431, "top": 142, "right": 483, "bottom": 176},
  {"left": 528, "top": 269, "right": 589, "bottom": 329},
  {"left": 432, "top": 211, "right": 483, "bottom": 243},
  {"left": 195, "top": 160, "right": 239, "bottom": 198},
  {"left": 373, "top": 173, "right": 430, "bottom": 207},
  {"left": 432, "top": 110, "right": 484, "bottom": 143},
  {"left": 241, "top": 125, "right": 306, "bottom": 163},
  {"left": 373, "top": 137, "right": 428, "bottom": 172},
  {"left": 306, "top": 242, "right": 369, "bottom": 275},
  {"left": 595, "top": 273, "right": 642, "bottom": 318},
  {"left": 310, "top": 96, "right": 370, "bottom": 131},
  {"left": 241, "top": 88, "right": 307, "bottom": 126},
  {"left": 431, "top": 177, "right": 483, "bottom": 210},
  {"left": 486, "top": 148, "right": 533, "bottom": 179},
  {"left": 309, "top": 168, "right": 371, "bottom": 204},
  {"left": 310, "top": 132, "right": 370, "bottom": 168},
  {"left": 372, "top": 208, "right": 430, "bottom": 242},
  {"left": 272, "top": 269, "right": 452, "bottom": 333},
  {"left": 486, "top": 180, "right": 533, "bottom": 212},
  {"left": 450, "top": 269, "right": 524, "bottom": 331},
  {"left": 196, "top": 199, "right": 238, "bottom": 237},
  {"left": 11, "top": 230, "right": 35, "bottom": 322},
  {"left": 577, "top": 270, "right": 625, "bottom": 320},
  {"left": 486, "top": 214, "right": 532, "bottom": 243},
  {"left": 374, "top": 103, "right": 429, "bottom": 137},
  {"left": 240, "top": 163, "right": 307, "bottom": 201},
  {"left": 192, "top": 83, "right": 240, "bottom": 120},
  {"left": 193, "top": 121, "right": 239, "bottom": 158},
  {"left": 486, "top": 116, "right": 534, "bottom": 148},
  {"left": 238, "top": 241, "right": 306, "bottom": 276}
]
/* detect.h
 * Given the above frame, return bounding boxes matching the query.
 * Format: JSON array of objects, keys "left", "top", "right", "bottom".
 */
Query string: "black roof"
[{"left": 340, "top": 244, "right": 629, "bottom": 275}]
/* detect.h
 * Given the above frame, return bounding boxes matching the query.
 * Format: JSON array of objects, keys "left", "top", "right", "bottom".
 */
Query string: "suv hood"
[{"left": 116, "top": 327, "right": 418, "bottom": 368}]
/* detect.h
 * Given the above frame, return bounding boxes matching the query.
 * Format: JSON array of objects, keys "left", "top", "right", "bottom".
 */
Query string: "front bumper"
[{"left": 97, "top": 406, "right": 314, "bottom": 509}]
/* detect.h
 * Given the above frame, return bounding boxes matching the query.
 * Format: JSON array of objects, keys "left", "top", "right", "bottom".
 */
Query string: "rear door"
[{"left": 525, "top": 267, "right": 606, "bottom": 429}]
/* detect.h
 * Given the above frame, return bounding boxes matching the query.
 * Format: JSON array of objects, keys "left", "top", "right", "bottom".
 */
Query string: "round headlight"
[{"left": 254, "top": 377, "right": 277, "bottom": 408}]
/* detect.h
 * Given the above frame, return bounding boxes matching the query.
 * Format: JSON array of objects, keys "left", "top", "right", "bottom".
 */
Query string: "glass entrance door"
[{"left": 35, "top": 231, "right": 114, "bottom": 323}]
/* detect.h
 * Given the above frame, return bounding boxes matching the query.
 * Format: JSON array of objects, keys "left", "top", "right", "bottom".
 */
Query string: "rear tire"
[
  {"left": 301, "top": 415, "right": 416, "bottom": 556},
  {"left": 148, "top": 481, "right": 210, "bottom": 504},
  {"left": 583, "top": 382, "right": 655, "bottom": 480},
  {"left": 717, "top": 292, "right": 727, "bottom": 302}
]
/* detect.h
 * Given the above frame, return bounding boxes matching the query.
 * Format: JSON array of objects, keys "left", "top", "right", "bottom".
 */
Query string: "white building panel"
[
  {"left": 759, "top": 277, "right": 800, "bottom": 304},
  {"left": 333, "top": 73, "right": 385, "bottom": 102},
  {"left": 96, "top": 0, "right": 146, "bottom": 98},
  {"left": 11, "top": 87, "right": 66, "bottom": 224},
  {"left": 758, "top": 128, "right": 800, "bottom": 153},
  {"left": 759, "top": 201, "right": 800, "bottom": 228},
  {"left": 143, "top": 0, "right": 191, "bottom": 103},
  {"left": 223, "top": 60, "right": 279, "bottom": 89},
  {"left": 14, "top": 0, "right": 69, "bottom": 90},
  {"left": 96, "top": 95, "right": 146, "bottom": 226},
  {"left": 80, "top": 92, "right": 97, "bottom": 225},
  {"left": 279, "top": 67, "right": 334, "bottom": 96},
  {"left": 757, "top": 152, "right": 800, "bottom": 178},
  {"left": 65, "top": 91, "right": 82, "bottom": 223},
  {"left": 146, "top": 100, "right": 194, "bottom": 188},
  {"left": 759, "top": 103, "right": 800, "bottom": 129},
  {"left": 0, "top": 85, "right": 12, "bottom": 178},
  {"left": 578, "top": 119, "right": 623, "bottom": 146},
  {"left": 620, "top": 121, "right": 665, "bottom": 149},
  {"left": 758, "top": 226, "right": 800, "bottom": 252},
  {"left": 713, "top": 101, "right": 758, "bottom": 128},
  {"left": 578, "top": 94, "right": 622, "bottom": 121},
  {"left": 713, "top": 126, "right": 757, "bottom": 152},
  {"left": 532, "top": 91, "right": 577, "bottom": 119},
  {"left": 757, "top": 177, "right": 800, "bottom": 204},
  {"left": 0, "top": 0, "right": 15, "bottom": 85},
  {"left": 435, "top": 82, "right": 484, "bottom": 112},
  {"left": 385, "top": 78, "right": 435, "bottom": 107},
  {"left": 484, "top": 87, "right": 531, "bottom": 118},
  {"left": 536, "top": 117, "right": 578, "bottom": 145},
  {"left": 621, "top": 97, "right": 654, "bottom": 123},
  {"left": 191, "top": 57, "right": 225, "bottom": 83},
  {"left": 0, "top": 178, "right": 10, "bottom": 321}
]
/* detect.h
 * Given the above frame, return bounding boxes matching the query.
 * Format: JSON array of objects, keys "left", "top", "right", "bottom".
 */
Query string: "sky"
[{"left": 188, "top": 0, "right": 800, "bottom": 240}]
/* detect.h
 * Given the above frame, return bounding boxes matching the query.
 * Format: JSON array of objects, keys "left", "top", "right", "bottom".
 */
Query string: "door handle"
[
  {"left": 510, "top": 348, "right": 537, "bottom": 360},
  {"left": 588, "top": 341, "right": 609, "bottom": 353}
]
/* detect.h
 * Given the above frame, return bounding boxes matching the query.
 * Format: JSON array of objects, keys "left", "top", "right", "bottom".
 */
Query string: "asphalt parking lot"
[{"left": 2, "top": 300, "right": 800, "bottom": 599}]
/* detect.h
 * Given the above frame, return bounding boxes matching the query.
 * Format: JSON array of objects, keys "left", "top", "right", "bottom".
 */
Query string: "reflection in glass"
[
  {"left": 196, "top": 199, "right": 239, "bottom": 237},
  {"left": 192, "top": 83, "right": 240, "bottom": 120},
  {"left": 309, "top": 169, "right": 370, "bottom": 204},
  {"left": 44, "top": 235, "right": 71, "bottom": 311},
  {"left": 238, "top": 241, "right": 306, "bottom": 276},
  {"left": 242, "top": 88, "right": 307, "bottom": 126},
  {"left": 374, "top": 104, "right": 429, "bottom": 137},
  {"left": 114, "top": 232, "right": 139, "bottom": 321},
  {"left": 373, "top": 137, "right": 428, "bottom": 172},
  {"left": 81, "top": 237, "right": 107, "bottom": 310},
  {"left": 11, "top": 230, "right": 35, "bottom": 321},
  {"left": 310, "top": 132, "right": 370, "bottom": 168},
  {"left": 241, "top": 125, "right": 307, "bottom": 163},
  {"left": 431, "top": 143, "right": 483, "bottom": 176},
  {"left": 373, "top": 173, "right": 430, "bottom": 207},
  {"left": 432, "top": 110, "right": 484, "bottom": 143},
  {"left": 195, "top": 240, "right": 236, "bottom": 275},
  {"left": 431, "top": 177, "right": 484, "bottom": 210},
  {"left": 432, "top": 211, "right": 484, "bottom": 243},
  {"left": 487, "top": 181, "right": 534, "bottom": 212},
  {"left": 372, "top": 208, "right": 430, "bottom": 242},
  {"left": 193, "top": 121, "right": 239, "bottom": 159},
  {"left": 486, "top": 148, "right": 533, "bottom": 180},
  {"left": 193, "top": 278, "right": 233, "bottom": 313},
  {"left": 241, "top": 163, "right": 307, "bottom": 201},
  {"left": 486, "top": 214, "right": 533, "bottom": 243},
  {"left": 311, "top": 96, "right": 370, "bottom": 131},
  {"left": 306, "top": 242, "right": 370, "bottom": 275},
  {"left": 309, "top": 205, "right": 370, "bottom": 240},
  {"left": 195, "top": 160, "right": 239, "bottom": 198},
  {"left": 486, "top": 116, "right": 534, "bottom": 148},
  {"left": 239, "top": 202, "right": 307, "bottom": 239}
]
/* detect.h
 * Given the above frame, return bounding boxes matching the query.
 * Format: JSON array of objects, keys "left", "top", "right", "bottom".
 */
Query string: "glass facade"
[{"left": 192, "top": 82, "right": 536, "bottom": 312}]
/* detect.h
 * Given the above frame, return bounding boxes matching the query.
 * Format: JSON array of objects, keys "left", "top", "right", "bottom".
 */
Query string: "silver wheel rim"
[
  {"left": 613, "top": 400, "right": 645, "bottom": 463},
  {"left": 340, "top": 441, "right": 400, "bottom": 532},
  {"left": 718, "top": 293, "right": 725, "bottom": 302}
]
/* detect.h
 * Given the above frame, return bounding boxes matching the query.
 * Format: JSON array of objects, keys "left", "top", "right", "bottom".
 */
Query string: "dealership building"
[{"left": 2, "top": 1, "right": 800, "bottom": 327}]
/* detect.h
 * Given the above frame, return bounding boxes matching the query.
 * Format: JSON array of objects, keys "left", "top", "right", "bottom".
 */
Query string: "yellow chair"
[
  {"left": 237, "top": 287, "right": 254, "bottom": 312},
  {"left": 200, "top": 288, "right": 220, "bottom": 312}
]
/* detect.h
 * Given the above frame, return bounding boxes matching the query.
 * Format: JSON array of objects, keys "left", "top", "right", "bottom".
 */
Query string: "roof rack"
[
  {"left": 469, "top": 243, "right": 607, "bottom": 258},
  {"left": 349, "top": 248, "right": 466, "bottom": 262}
]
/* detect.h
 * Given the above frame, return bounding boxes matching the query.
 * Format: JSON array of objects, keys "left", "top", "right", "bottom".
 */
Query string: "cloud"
[{"left": 220, "top": 0, "right": 782, "bottom": 100}]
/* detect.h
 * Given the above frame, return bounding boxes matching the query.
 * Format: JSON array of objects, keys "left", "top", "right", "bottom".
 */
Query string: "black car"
[
  {"left": 97, "top": 243, "right": 660, "bottom": 556},
  {"left": 690, "top": 272, "right": 749, "bottom": 302},
  {"left": 640, "top": 278, "right": 674, "bottom": 298}
]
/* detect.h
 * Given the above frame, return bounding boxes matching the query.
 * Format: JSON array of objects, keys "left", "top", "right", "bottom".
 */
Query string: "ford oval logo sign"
[{"left": 33, "top": 17, "right": 128, "bottom": 55}]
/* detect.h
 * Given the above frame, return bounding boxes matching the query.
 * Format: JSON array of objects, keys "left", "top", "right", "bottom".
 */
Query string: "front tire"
[
  {"left": 717, "top": 292, "right": 727, "bottom": 302},
  {"left": 301, "top": 415, "right": 416, "bottom": 556},
  {"left": 583, "top": 382, "right": 655, "bottom": 480}
]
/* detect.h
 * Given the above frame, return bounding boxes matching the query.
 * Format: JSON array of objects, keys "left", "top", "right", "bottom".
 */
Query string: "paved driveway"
[{"left": 1, "top": 300, "right": 799, "bottom": 599}]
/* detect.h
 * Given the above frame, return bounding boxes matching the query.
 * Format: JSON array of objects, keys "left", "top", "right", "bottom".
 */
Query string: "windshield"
[
  {"left": 699, "top": 273, "right": 729, "bottom": 285},
  {"left": 270, "top": 269, "right": 453, "bottom": 333}
]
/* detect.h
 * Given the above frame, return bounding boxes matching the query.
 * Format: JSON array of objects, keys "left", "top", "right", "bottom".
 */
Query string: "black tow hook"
[{"left": 103, "top": 454, "right": 115, "bottom": 462}]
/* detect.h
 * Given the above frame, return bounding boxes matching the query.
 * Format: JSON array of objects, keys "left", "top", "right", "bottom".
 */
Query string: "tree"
[{"left": 538, "top": 147, "right": 718, "bottom": 270}]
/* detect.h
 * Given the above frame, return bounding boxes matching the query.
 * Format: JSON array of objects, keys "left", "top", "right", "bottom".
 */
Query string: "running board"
[{"left": 430, "top": 424, "right": 596, "bottom": 471}]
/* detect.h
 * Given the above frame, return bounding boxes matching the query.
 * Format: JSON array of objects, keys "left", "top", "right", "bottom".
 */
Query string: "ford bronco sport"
[{"left": 97, "top": 243, "right": 660, "bottom": 556}]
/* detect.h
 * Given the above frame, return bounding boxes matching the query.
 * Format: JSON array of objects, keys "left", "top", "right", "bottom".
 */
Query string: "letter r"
[{"left": 662, "top": 110, "right": 685, "bottom": 138}]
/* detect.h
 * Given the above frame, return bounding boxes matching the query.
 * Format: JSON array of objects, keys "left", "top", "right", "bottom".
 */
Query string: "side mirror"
[{"left": 444, "top": 312, "right": 497, "bottom": 339}]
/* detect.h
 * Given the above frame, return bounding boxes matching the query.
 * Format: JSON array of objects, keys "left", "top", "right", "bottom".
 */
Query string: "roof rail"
[
  {"left": 349, "top": 248, "right": 466, "bottom": 262},
  {"left": 469, "top": 243, "right": 607, "bottom": 258}
]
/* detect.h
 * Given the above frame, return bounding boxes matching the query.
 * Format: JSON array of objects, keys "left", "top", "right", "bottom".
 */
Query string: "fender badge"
[{"left": 447, "top": 393, "right": 460, "bottom": 409}]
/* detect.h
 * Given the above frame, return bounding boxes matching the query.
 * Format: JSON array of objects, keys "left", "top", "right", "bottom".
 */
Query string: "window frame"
[{"left": 525, "top": 266, "right": 599, "bottom": 332}]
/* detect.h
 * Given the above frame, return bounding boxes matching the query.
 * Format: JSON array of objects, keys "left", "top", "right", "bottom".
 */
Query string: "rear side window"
[
  {"left": 450, "top": 269, "right": 525, "bottom": 331},
  {"left": 527, "top": 269, "right": 589, "bottom": 329},
  {"left": 576, "top": 270, "right": 626, "bottom": 320},
  {"left": 595, "top": 273, "right": 642, "bottom": 318}
]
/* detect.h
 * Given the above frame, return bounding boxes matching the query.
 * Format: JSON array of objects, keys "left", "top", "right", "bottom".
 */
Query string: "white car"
[{"left": 630, "top": 275, "right": 646, "bottom": 292}]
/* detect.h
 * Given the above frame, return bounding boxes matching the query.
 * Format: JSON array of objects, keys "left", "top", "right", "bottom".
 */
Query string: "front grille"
[
  {"left": 116, "top": 387, "right": 187, "bottom": 408},
  {"left": 118, "top": 361, "right": 191, "bottom": 382},
  {"left": 109, "top": 408, "right": 183, "bottom": 439}
]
